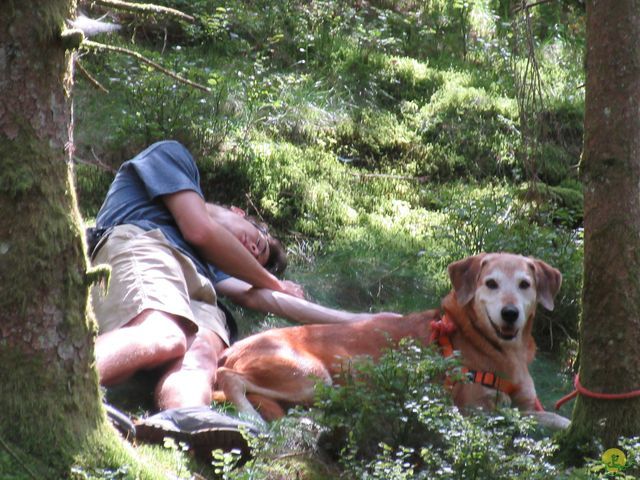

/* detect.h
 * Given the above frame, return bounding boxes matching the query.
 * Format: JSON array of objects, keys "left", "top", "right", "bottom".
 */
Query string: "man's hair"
[{"left": 245, "top": 215, "right": 288, "bottom": 276}]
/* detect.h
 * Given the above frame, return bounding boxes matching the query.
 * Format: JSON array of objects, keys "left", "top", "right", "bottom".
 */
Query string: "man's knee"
[
  {"left": 179, "top": 329, "right": 226, "bottom": 373},
  {"left": 153, "top": 329, "right": 225, "bottom": 409},
  {"left": 132, "top": 309, "right": 190, "bottom": 360},
  {"left": 193, "top": 329, "right": 226, "bottom": 361}
]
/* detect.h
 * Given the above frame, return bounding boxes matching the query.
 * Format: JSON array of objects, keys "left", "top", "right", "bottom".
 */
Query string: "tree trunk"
[
  {"left": 0, "top": 2, "right": 117, "bottom": 477},
  {"left": 564, "top": 0, "right": 640, "bottom": 453}
]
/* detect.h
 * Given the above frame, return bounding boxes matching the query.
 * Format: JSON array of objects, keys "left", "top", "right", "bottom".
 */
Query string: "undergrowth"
[
  {"left": 309, "top": 340, "right": 562, "bottom": 479},
  {"left": 212, "top": 341, "right": 640, "bottom": 479}
]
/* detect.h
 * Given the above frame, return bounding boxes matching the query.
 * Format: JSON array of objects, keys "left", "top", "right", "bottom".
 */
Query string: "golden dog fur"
[{"left": 213, "top": 253, "right": 570, "bottom": 429}]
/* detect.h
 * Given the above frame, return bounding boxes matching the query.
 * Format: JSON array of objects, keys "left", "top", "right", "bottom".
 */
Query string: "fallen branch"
[
  {"left": 350, "top": 172, "right": 429, "bottom": 183},
  {"left": 244, "top": 192, "right": 267, "bottom": 224},
  {"left": 272, "top": 451, "right": 315, "bottom": 461},
  {"left": 74, "top": 148, "right": 118, "bottom": 173},
  {"left": 82, "top": 40, "right": 211, "bottom": 93},
  {"left": 76, "top": 59, "right": 109, "bottom": 93},
  {"left": 84, "top": 0, "right": 196, "bottom": 23}
]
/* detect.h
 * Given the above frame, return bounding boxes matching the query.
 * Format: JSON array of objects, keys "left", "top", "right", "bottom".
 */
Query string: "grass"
[{"left": 530, "top": 353, "right": 574, "bottom": 418}]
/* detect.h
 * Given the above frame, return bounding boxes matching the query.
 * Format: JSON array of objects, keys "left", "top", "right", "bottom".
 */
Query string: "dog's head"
[{"left": 447, "top": 253, "right": 562, "bottom": 342}]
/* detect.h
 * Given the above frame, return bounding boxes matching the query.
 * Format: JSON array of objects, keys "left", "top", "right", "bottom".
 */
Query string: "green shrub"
[
  {"left": 180, "top": 0, "right": 358, "bottom": 67},
  {"left": 312, "top": 340, "right": 458, "bottom": 461},
  {"left": 307, "top": 339, "right": 563, "bottom": 479},
  {"left": 599, "top": 437, "right": 640, "bottom": 477},
  {"left": 416, "top": 78, "right": 521, "bottom": 180},
  {"left": 117, "top": 63, "right": 234, "bottom": 155},
  {"left": 335, "top": 109, "right": 423, "bottom": 170},
  {"left": 198, "top": 140, "right": 358, "bottom": 236}
]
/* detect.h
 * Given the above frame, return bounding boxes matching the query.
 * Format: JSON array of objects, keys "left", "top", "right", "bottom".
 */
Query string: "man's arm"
[
  {"left": 163, "top": 190, "right": 301, "bottom": 297},
  {"left": 216, "top": 277, "right": 401, "bottom": 325}
]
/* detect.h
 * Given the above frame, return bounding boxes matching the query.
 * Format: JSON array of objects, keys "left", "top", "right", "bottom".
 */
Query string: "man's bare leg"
[
  {"left": 133, "top": 328, "right": 258, "bottom": 461},
  {"left": 156, "top": 328, "right": 226, "bottom": 410},
  {"left": 154, "top": 328, "right": 225, "bottom": 410},
  {"left": 95, "top": 309, "right": 188, "bottom": 386}
]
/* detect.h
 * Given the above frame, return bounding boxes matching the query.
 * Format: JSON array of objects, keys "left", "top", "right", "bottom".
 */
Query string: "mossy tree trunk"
[
  {"left": 0, "top": 1, "right": 114, "bottom": 477},
  {"left": 564, "top": 0, "right": 640, "bottom": 454}
]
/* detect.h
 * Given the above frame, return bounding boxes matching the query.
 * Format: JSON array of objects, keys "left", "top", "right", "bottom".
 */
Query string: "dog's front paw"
[{"left": 525, "top": 411, "right": 571, "bottom": 430}]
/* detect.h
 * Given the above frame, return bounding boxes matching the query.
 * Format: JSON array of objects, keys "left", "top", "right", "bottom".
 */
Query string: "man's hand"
[{"left": 276, "top": 280, "right": 305, "bottom": 299}]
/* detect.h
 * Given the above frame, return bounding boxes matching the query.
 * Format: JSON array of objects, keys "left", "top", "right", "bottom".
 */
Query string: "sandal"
[
  {"left": 104, "top": 402, "right": 136, "bottom": 440},
  {"left": 134, "top": 406, "right": 261, "bottom": 462}
]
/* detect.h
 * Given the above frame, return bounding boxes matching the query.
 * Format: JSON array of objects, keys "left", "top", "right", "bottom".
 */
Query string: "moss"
[
  {"left": 202, "top": 141, "right": 358, "bottom": 237},
  {"left": 5, "top": 0, "right": 76, "bottom": 43},
  {"left": 377, "top": 56, "right": 445, "bottom": 106},
  {"left": 0, "top": 100, "right": 152, "bottom": 479},
  {"left": 244, "top": 455, "right": 341, "bottom": 480},
  {"left": 529, "top": 181, "right": 584, "bottom": 221},
  {"left": 69, "top": 426, "right": 178, "bottom": 480},
  {"left": 60, "top": 28, "right": 84, "bottom": 50},
  {"left": 335, "top": 109, "right": 422, "bottom": 170},
  {"left": 557, "top": 395, "right": 640, "bottom": 467},
  {"left": 0, "top": 410, "right": 170, "bottom": 479},
  {"left": 0, "top": 346, "right": 94, "bottom": 470},
  {"left": 537, "top": 142, "right": 575, "bottom": 185},
  {"left": 415, "top": 80, "right": 520, "bottom": 180},
  {"left": 85, "top": 264, "right": 111, "bottom": 290},
  {"left": 0, "top": 133, "right": 86, "bottom": 316}
]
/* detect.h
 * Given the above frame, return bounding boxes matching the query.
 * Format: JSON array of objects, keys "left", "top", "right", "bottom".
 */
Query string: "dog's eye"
[
  {"left": 519, "top": 280, "right": 531, "bottom": 289},
  {"left": 485, "top": 279, "right": 498, "bottom": 289}
]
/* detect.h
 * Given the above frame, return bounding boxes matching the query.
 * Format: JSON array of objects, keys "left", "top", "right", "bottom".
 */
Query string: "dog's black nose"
[{"left": 501, "top": 305, "right": 519, "bottom": 324}]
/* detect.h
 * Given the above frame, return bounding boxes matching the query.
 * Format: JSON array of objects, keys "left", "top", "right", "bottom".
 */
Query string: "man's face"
[{"left": 213, "top": 206, "right": 270, "bottom": 266}]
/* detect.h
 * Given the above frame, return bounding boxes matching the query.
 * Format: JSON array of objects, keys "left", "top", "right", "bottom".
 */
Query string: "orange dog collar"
[{"left": 430, "top": 316, "right": 520, "bottom": 397}]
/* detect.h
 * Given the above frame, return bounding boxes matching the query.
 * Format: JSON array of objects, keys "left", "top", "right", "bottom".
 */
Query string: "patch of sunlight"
[{"left": 254, "top": 141, "right": 273, "bottom": 157}]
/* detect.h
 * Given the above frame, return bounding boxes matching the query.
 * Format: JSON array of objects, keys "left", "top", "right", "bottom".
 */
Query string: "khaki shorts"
[{"left": 91, "top": 224, "right": 230, "bottom": 346}]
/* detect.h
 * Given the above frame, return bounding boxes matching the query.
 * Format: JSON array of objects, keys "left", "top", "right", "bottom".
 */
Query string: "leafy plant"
[{"left": 303, "top": 339, "right": 563, "bottom": 479}]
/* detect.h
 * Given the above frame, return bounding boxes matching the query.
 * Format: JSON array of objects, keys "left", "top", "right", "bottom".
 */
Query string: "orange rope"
[{"left": 555, "top": 374, "right": 640, "bottom": 410}]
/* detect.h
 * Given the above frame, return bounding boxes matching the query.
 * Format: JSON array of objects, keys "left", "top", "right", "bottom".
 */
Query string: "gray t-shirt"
[{"left": 95, "top": 140, "right": 229, "bottom": 285}]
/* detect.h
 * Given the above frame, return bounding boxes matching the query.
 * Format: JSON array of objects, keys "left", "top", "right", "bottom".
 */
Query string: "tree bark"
[
  {"left": 0, "top": 1, "right": 112, "bottom": 477},
  {"left": 565, "top": 0, "right": 640, "bottom": 453}
]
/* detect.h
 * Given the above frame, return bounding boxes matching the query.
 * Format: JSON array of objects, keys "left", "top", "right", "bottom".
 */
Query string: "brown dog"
[{"left": 213, "top": 253, "right": 570, "bottom": 429}]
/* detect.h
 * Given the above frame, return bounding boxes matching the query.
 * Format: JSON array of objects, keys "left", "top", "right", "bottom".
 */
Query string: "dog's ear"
[
  {"left": 448, "top": 254, "right": 486, "bottom": 306},
  {"left": 532, "top": 259, "right": 562, "bottom": 311}
]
